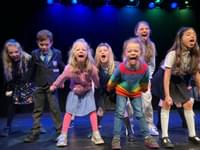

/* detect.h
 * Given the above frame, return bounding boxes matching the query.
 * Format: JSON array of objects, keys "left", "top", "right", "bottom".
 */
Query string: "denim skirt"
[{"left": 65, "top": 90, "right": 96, "bottom": 116}]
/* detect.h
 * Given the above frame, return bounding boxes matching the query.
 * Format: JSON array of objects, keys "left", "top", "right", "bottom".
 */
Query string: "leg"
[
  {"left": 47, "top": 90, "right": 62, "bottom": 135},
  {"left": 142, "top": 90, "right": 159, "bottom": 136},
  {"left": 24, "top": 88, "right": 45, "bottom": 143},
  {"left": 177, "top": 107, "right": 187, "bottom": 128},
  {"left": 112, "top": 95, "right": 127, "bottom": 149},
  {"left": 160, "top": 100, "right": 174, "bottom": 148},
  {"left": 56, "top": 112, "right": 72, "bottom": 147},
  {"left": 89, "top": 111, "right": 104, "bottom": 145},
  {"left": 131, "top": 97, "right": 159, "bottom": 149},
  {"left": 156, "top": 106, "right": 161, "bottom": 130},
  {"left": 95, "top": 92, "right": 105, "bottom": 127},
  {"left": 124, "top": 99, "right": 135, "bottom": 142},
  {"left": 183, "top": 100, "right": 200, "bottom": 144},
  {"left": 0, "top": 97, "right": 15, "bottom": 137}
]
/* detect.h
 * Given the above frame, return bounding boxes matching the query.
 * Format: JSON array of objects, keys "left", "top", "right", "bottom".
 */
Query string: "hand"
[
  {"left": 164, "top": 96, "right": 173, "bottom": 106},
  {"left": 97, "top": 107, "right": 104, "bottom": 117},
  {"left": 5, "top": 91, "right": 13, "bottom": 96},
  {"left": 60, "top": 83, "right": 65, "bottom": 89},
  {"left": 49, "top": 85, "right": 56, "bottom": 92}
]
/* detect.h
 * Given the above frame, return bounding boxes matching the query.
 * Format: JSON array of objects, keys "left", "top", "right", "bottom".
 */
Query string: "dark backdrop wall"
[{"left": 0, "top": 0, "right": 199, "bottom": 115}]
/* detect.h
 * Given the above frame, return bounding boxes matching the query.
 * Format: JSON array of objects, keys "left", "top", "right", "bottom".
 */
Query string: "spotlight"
[
  {"left": 72, "top": 0, "right": 78, "bottom": 4},
  {"left": 47, "top": 0, "right": 54, "bottom": 4},
  {"left": 170, "top": 2, "right": 178, "bottom": 9},
  {"left": 148, "top": 2, "right": 155, "bottom": 9},
  {"left": 127, "top": 0, "right": 140, "bottom": 7}
]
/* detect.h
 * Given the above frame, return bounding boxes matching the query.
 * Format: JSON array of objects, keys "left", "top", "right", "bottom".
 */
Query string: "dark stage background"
[{"left": 0, "top": 0, "right": 199, "bottom": 116}]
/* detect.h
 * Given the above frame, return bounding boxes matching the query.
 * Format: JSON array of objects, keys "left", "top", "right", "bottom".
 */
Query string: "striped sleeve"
[{"left": 107, "top": 66, "right": 121, "bottom": 92}]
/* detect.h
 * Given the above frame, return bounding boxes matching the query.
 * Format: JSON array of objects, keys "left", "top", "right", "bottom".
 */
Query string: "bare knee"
[{"left": 183, "top": 100, "right": 193, "bottom": 110}]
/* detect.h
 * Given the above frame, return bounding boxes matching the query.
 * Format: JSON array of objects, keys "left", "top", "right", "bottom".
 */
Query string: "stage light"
[
  {"left": 125, "top": 0, "right": 140, "bottom": 7},
  {"left": 47, "top": 0, "right": 54, "bottom": 4},
  {"left": 148, "top": 2, "right": 155, "bottom": 9},
  {"left": 170, "top": 2, "right": 178, "bottom": 9},
  {"left": 184, "top": 0, "right": 192, "bottom": 8},
  {"left": 72, "top": 0, "right": 78, "bottom": 4}
]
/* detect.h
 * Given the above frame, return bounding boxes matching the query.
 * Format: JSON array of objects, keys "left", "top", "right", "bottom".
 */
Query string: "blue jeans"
[{"left": 113, "top": 95, "right": 149, "bottom": 138}]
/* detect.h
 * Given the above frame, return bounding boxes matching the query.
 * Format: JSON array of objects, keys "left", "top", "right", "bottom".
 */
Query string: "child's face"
[
  {"left": 7, "top": 45, "right": 20, "bottom": 62},
  {"left": 125, "top": 42, "right": 141, "bottom": 66},
  {"left": 74, "top": 43, "right": 87, "bottom": 63},
  {"left": 98, "top": 46, "right": 109, "bottom": 64},
  {"left": 136, "top": 23, "right": 150, "bottom": 41},
  {"left": 37, "top": 39, "right": 52, "bottom": 54},
  {"left": 182, "top": 29, "right": 197, "bottom": 49}
]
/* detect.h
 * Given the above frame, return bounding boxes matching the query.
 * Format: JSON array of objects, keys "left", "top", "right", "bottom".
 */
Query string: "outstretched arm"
[{"left": 50, "top": 65, "right": 71, "bottom": 91}]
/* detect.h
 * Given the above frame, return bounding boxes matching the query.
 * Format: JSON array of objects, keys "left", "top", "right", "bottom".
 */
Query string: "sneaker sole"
[
  {"left": 91, "top": 137, "right": 104, "bottom": 145},
  {"left": 145, "top": 143, "right": 160, "bottom": 149},
  {"left": 56, "top": 144, "right": 67, "bottom": 147}
]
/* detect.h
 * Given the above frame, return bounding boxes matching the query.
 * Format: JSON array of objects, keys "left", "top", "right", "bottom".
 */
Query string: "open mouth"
[
  {"left": 188, "top": 39, "right": 195, "bottom": 47},
  {"left": 101, "top": 55, "right": 106, "bottom": 59},
  {"left": 78, "top": 54, "right": 84, "bottom": 58},
  {"left": 130, "top": 57, "right": 137, "bottom": 60},
  {"left": 142, "top": 32, "right": 148, "bottom": 36}
]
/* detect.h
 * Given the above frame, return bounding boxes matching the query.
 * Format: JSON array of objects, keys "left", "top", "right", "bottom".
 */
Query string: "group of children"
[{"left": 1, "top": 21, "right": 200, "bottom": 150}]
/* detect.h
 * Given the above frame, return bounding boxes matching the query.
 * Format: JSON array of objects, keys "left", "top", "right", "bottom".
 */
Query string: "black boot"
[{"left": 123, "top": 117, "right": 135, "bottom": 142}]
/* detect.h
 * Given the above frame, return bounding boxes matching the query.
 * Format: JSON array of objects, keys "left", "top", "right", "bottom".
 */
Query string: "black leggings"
[{"left": 6, "top": 97, "right": 16, "bottom": 127}]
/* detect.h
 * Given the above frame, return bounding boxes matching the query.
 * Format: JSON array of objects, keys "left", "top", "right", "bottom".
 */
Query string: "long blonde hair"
[
  {"left": 95, "top": 42, "right": 115, "bottom": 75},
  {"left": 68, "top": 38, "right": 94, "bottom": 73},
  {"left": 2, "top": 39, "right": 31, "bottom": 81}
]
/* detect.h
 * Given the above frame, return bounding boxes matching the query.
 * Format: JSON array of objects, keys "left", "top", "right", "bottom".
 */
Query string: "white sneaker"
[
  {"left": 91, "top": 131, "right": 104, "bottom": 145},
  {"left": 149, "top": 127, "right": 159, "bottom": 136},
  {"left": 56, "top": 134, "right": 67, "bottom": 147}
]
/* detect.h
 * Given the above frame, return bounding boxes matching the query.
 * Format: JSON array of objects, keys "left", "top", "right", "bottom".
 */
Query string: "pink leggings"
[{"left": 61, "top": 111, "right": 98, "bottom": 134}]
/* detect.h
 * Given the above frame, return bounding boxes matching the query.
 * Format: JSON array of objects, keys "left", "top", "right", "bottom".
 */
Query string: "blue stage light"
[
  {"left": 170, "top": 2, "right": 178, "bottom": 9},
  {"left": 148, "top": 2, "right": 155, "bottom": 9}
]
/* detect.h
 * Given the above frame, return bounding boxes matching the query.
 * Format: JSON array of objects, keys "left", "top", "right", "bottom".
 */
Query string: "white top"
[{"left": 161, "top": 51, "right": 176, "bottom": 69}]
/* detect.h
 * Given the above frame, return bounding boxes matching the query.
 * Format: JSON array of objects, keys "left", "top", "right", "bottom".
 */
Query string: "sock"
[
  {"left": 184, "top": 109, "right": 196, "bottom": 137},
  {"left": 161, "top": 108, "right": 169, "bottom": 138}
]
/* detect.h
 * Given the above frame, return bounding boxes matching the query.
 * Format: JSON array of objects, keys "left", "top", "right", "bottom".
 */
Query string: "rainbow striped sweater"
[{"left": 107, "top": 61, "right": 149, "bottom": 98}]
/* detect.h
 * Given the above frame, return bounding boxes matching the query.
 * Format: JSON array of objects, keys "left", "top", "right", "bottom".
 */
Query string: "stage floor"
[{"left": 0, "top": 110, "right": 200, "bottom": 150}]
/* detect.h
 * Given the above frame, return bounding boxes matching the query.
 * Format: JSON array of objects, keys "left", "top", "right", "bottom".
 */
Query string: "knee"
[
  {"left": 183, "top": 101, "right": 193, "bottom": 110},
  {"left": 115, "top": 110, "right": 125, "bottom": 119},
  {"left": 162, "top": 101, "right": 171, "bottom": 110},
  {"left": 134, "top": 111, "right": 144, "bottom": 119}
]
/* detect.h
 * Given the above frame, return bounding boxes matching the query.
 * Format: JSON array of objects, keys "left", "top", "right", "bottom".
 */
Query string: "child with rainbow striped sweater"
[{"left": 107, "top": 37, "right": 159, "bottom": 149}]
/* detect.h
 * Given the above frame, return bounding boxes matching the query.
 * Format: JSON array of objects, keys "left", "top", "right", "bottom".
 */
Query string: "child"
[
  {"left": 24, "top": 29, "right": 64, "bottom": 142},
  {"left": 0, "top": 39, "right": 32, "bottom": 136},
  {"left": 134, "top": 20, "right": 159, "bottom": 136},
  {"left": 151, "top": 27, "right": 200, "bottom": 148},
  {"left": 95, "top": 42, "right": 134, "bottom": 141},
  {"left": 50, "top": 38, "right": 104, "bottom": 147},
  {"left": 107, "top": 38, "right": 159, "bottom": 149}
]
